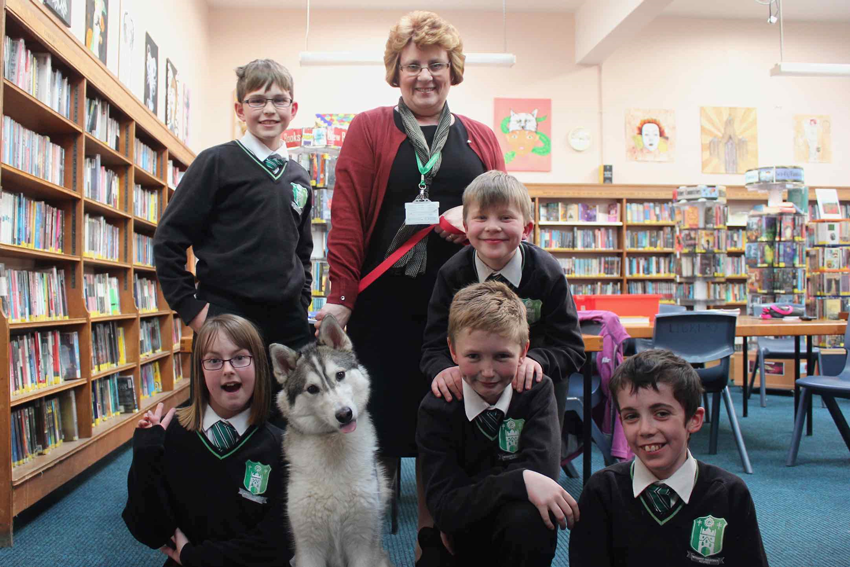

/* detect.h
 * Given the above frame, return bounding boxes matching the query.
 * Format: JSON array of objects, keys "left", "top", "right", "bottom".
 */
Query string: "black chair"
[
  {"left": 786, "top": 324, "right": 850, "bottom": 466},
  {"left": 653, "top": 312, "right": 753, "bottom": 474},
  {"left": 623, "top": 303, "right": 688, "bottom": 357}
]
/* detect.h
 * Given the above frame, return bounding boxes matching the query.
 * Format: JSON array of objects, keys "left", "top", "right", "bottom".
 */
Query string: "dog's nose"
[{"left": 335, "top": 407, "right": 353, "bottom": 424}]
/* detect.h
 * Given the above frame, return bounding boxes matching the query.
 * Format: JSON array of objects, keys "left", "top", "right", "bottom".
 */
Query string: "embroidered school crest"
[
  {"left": 243, "top": 460, "right": 271, "bottom": 495},
  {"left": 522, "top": 298, "right": 542, "bottom": 324},
  {"left": 690, "top": 515, "right": 727, "bottom": 558},
  {"left": 498, "top": 418, "right": 525, "bottom": 453},
  {"left": 291, "top": 183, "right": 309, "bottom": 215}
]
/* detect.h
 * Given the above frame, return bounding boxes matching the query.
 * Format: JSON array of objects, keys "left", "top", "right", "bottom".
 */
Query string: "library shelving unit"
[
  {"left": 0, "top": 0, "right": 193, "bottom": 545},
  {"left": 806, "top": 218, "right": 850, "bottom": 347}
]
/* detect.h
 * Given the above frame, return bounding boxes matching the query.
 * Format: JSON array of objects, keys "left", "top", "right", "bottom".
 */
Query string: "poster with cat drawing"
[
  {"left": 85, "top": 0, "right": 108, "bottom": 64},
  {"left": 494, "top": 98, "right": 551, "bottom": 172}
]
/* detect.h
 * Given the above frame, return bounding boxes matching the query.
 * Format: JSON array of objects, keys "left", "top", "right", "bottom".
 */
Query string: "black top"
[
  {"left": 569, "top": 460, "right": 769, "bottom": 567},
  {"left": 421, "top": 242, "right": 586, "bottom": 382},
  {"left": 153, "top": 141, "right": 313, "bottom": 324},
  {"left": 416, "top": 377, "right": 560, "bottom": 534},
  {"left": 122, "top": 420, "right": 291, "bottom": 567}
]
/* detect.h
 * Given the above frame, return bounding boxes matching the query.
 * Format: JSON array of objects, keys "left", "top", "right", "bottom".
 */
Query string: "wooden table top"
[
  {"left": 622, "top": 315, "right": 847, "bottom": 339},
  {"left": 582, "top": 334, "right": 603, "bottom": 352}
]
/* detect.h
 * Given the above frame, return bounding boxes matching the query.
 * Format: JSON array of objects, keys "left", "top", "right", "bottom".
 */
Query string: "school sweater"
[
  {"left": 153, "top": 141, "right": 313, "bottom": 325},
  {"left": 417, "top": 377, "right": 560, "bottom": 534},
  {"left": 122, "top": 420, "right": 291, "bottom": 567},
  {"left": 569, "top": 460, "right": 769, "bottom": 567},
  {"left": 421, "top": 242, "right": 586, "bottom": 382}
]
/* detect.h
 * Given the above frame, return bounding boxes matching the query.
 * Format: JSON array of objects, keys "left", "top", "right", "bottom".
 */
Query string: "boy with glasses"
[{"left": 154, "top": 59, "right": 313, "bottom": 427}]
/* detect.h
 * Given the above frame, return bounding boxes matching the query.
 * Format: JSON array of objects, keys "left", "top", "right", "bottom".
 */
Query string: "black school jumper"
[
  {"left": 569, "top": 460, "right": 769, "bottom": 567},
  {"left": 417, "top": 377, "right": 561, "bottom": 567},
  {"left": 122, "top": 420, "right": 291, "bottom": 567}
]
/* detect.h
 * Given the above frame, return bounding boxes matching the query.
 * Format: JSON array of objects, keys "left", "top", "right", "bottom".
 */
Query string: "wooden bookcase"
[{"left": 0, "top": 0, "right": 192, "bottom": 545}]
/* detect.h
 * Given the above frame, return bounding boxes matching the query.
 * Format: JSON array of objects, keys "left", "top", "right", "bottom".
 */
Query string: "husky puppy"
[{"left": 270, "top": 316, "right": 392, "bottom": 567}]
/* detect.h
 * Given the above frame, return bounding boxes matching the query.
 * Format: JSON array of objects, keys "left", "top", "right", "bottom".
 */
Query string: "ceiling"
[{"left": 207, "top": 0, "right": 850, "bottom": 22}]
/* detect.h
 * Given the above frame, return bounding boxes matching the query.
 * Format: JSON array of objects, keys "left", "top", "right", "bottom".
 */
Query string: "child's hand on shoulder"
[
  {"left": 432, "top": 366, "right": 464, "bottom": 402},
  {"left": 522, "top": 469, "right": 579, "bottom": 530},
  {"left": 513, "top": 358, "right": 543, "bottom": 393},
  {"left": 137, "top": 403, "right": 176, "bottom": 430},
  {"left": 160, "top": 527, "right": 189, "bottom": 565}
]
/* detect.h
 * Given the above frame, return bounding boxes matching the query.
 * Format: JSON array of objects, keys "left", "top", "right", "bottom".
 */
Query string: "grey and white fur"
[{"left": 270, "top": 316, "right": 392, "bottom": 567}]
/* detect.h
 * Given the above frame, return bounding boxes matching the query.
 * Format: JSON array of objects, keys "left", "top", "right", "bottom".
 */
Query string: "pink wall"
[{"left": 203, "top": 8, "right": 850, "bottom": 186}]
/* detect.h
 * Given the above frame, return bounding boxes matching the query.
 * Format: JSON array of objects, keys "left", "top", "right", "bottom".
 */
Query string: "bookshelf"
[{"left": 0, "top": 0, "right": 192, "bottom": 545}]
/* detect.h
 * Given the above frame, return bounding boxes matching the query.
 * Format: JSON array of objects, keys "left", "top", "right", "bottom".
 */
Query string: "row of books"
[
  {"left": 808, "top": 203, "right": 850, "bottom": 221},
  {"left": 312, "top": 188, "right": 332, "bottom": 222},
  {"left": 2, "top": 116, "right": 65, "bottom": 185},
  {"left": 539, "top": 202, "right": 621, "bottom": 223},
  {"left": 135, "top": 139, "right": 158, "bottom": 176},
  {"left": 557, "top": 257, "right": 621, "bottom": 277},
  {"left": 133, "top": 185, "right": 159, "bottom": 223},
  {"left": 626, "top": 256, "right": 675, "bottom": 276},
  {"left": 744, "top": 242, "right": 805, "bottom": 268},
  {"left": 808, "top": 272, "right": 850, "bottom": 297},
  {"left": 11, "top": 392, "right": 77, "bottom": 467},
  {"left": 166, "top": 160, "right": 185, "bottom": 190},
  {"left": 679, "top": 254, "right": 725, "bottom": 278},
  {"left": 173, "top": 321, "right": 182, "bottom": 346},
  {"left": 84, "top": 214, "right": 120, "bottom": 262},
  {"left": 807, "top": 297, "right": 850, "bottom": 321},
  {"left": 627, "top": 281, "right": 675, "bottom": 296},
  {"left": 93, "top": 374, "right": 135, "bottom": 425},
  {"left": 746, "top": 214, "right": 805, "bottom": 243},
  {"left": 625, "top": 227, "right": 674, "bottom": 250},
  {"left": 92, "top": 321, "right": 127, "bottom": 373},
  {"left": 312, "top": 261, "right": 329, "bottom": 295},
  {"left": 85, "top": 96, "right": 120, "bottom": 151},
  {"left": 725, "top": 256, "right": 745, "bottom": 275},
  {"left": 679, "top": 282, "right": 746, "bottom": 302},
  {"left": 84, "top": 155, "right": 120, "bottom": 208},
  {"left": 140, "top": 318, "right": 163, "bottom": 357},
  {"left": 808, "top": 247, "right": 850, "bottom": 272},
  {"left": 0, "top": 265, "right": 69, "bottom": 322},
  {"left": 678, "top": 202, "right": 727, "bottom": 229},
  {"left": 84, "top": 273, "right": 120, "bottom": 316},
  {"left": 282, "top": 125, "right": 348, "bottom": 149},
  {"left": 141, "top": 361, "right": 163, "bottom": 399},
  {"left": 748, "top": 268, "right": 807, "bottom": 294},
  {"left": 173, "top": 354, "right": 185, "bottom": 383},
  {"left": 134, "top": 233, "right": 154, "bottom": 266},
  {"left": 540, "top": 228, "right": 617, "bottom": 250},
  {"left": 3, "top": 36, "right": 71, "bottom": 119},
  {"left": 808, "top": 220, "right": 850, "bottom": 246},
  {"left": 727, "top": 229, "right": 745, "bottom": 250},
  {"left": 10, "top": 329, "right": 81, "bottom": 395},
  {"left": 309, "top": 296, "right": 327, "bottom": 314},
  {"left": 134, "top": 275, "right": 159, "bottom": 312},
  {"left": 0, "top": 189, "right": 65, "bottom": 252},
  {"left": 292, "top": 151, "right": 338, "bottom": 189},
  {"left": 680, "top": 229, "right": 729, "bottom": 253},
  {"left": 570, "top": 282, "right": 620, "bottom": 295},
  {"left": 625, "top": 202, "right": 673, "bottom": 224}
]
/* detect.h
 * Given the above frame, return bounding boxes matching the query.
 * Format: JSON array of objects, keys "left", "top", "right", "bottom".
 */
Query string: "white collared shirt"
[
  {"left": 632, "top": 450, "right": 698, "bottom": 506},
  {"left": 474, "top": 246, "right": 523, "bottom": 288},
  {"left": 462, "top": 379, "right": 513, "bottom": 422},
  {"left": 202, "top": 404, "right": 251, "bottom": 444},
  {"left": 239, "top": 130, "right": 289, "bottom": 163}
]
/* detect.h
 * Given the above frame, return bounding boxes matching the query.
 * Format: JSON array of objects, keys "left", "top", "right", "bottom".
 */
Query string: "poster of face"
[
  {"left": 118, "top": 1, "right": 135, "bottom": 88},
  {"left": 794, "top": 115, "right": 831, "bottom": 164},
  {"left": 494, "top": 98, "right": 552, "bottom": 172},
  {"left": 45, "top": 0, "right": 72, "bottom": 27},
  {"left": 165, "top": 59, "right": 180, "bottom": 136},
  {"left": 701, "top": 106, "right": 758, "bottom": 174},
  {"left": 626, "top": 109, "right": 675, "bottom": 162},
  {"left": 144, "top": 33, "right": 158, "bottom": 115},
  {"left": 85, "top": 0, "right": 108, "bottom": 64}
]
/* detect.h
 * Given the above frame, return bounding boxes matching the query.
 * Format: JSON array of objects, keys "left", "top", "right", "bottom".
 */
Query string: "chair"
[
  {"left": 623, "top": 304, "right": 688, "bottom": 357},
  {"left": 561, "top": 320, "right": 615, "bottom": 477},
  {"left": 653, "top": 312, "right": 754, "bottom": 474},
  {"left": 786, "top": 324, "right": 850, "bottom": 466}
]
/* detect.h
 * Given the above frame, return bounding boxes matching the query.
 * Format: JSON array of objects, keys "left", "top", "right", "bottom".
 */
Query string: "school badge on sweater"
[
  {"left": 688, "top": 515, "right": 728, "bottom": 564},
  {"left": 239, "top": 460, "right": 271, "bottom": 504},
  {"left": 291, "top": 183, "right": 309, "bottom": 215},
  {"left": 498, "top": 418, "right": 525, "bottom": 454}
]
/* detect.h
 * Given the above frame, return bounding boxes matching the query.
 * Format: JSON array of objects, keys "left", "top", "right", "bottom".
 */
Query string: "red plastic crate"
[{"left": 573, "top": 294, "right": 663, "bottom": 322}]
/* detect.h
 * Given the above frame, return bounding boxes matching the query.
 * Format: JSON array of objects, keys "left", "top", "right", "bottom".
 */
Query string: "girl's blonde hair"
[
  {"left": 384, "top": 11, "right": 465, "bottom": 88},
  {"left": 177, "top": 314, "right": 271, "bottom": 431}
]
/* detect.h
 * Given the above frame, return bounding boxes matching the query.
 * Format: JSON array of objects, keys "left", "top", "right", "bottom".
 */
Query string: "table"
[
  {"left": 580, "top": 334, "right": 603, "bottom": 485},
  {"left": 621, "top": 316, "right": 847, "bottom": 432}
]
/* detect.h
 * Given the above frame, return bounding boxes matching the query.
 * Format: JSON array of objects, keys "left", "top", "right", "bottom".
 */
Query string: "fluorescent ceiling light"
[
  {"left": 770, "top": 62, "right": 850, "bottom": 77},
  {"left": 299, "top": 51, "right": 515, "bottom": 67}
]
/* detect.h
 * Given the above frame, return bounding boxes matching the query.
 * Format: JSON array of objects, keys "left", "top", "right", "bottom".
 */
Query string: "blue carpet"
[{"left": 1, "top": 388, "right": 848, "bottom": 566}]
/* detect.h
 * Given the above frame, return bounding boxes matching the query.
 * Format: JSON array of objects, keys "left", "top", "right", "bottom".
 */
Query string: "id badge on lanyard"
[{"left": 404, "top": 152, "right": 440, "bottom": 225}]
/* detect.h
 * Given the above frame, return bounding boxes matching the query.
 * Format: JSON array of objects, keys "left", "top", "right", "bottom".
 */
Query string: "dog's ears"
[
  {"left": 317, "top": 314, "right": 353, "bottom": 352},
  {"left": 269, "top": 343, "right": 300, "bottom": 385}
]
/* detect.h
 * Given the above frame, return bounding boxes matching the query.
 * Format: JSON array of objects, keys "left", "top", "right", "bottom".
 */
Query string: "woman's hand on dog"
[
  {"left": 432, "top": 367, "right": 464, "bottom": 402},
  {"left": 314, "top": 303, "right": 352, "bottom": 335},
  {"left": 137, "top": 403, "right": 176, "bottom": 430},
  {"left": 523, "top": 470, "right": 579, "bottom": 530}
]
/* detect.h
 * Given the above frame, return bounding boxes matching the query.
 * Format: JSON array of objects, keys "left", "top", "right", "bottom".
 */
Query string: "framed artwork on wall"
[
  {"left": 626, "top": 108, "right": 675, "bottom": 162},
  {"left": 494, "top": 98, "right": 552, "bottom": 172},
  {"left": 144, "top": 32, "right": 158, "bottom": 115},
  {"left": 794, "top": 115, "right": 831, "bottom": 164},
  {"left": 44, "top": 0, "right": 72, "bottom": 27},
  {"left": 118, "top": 0, "right": 135, "bottom": 89},
  {"left": 85, "top": 0, "right": 108, "bottom": 64},
  {"left": 165, "top": 58, "right": 180, "bottom": 136},
  {"left": 700, "top": 106, "right": 758, "bottom": 174}
]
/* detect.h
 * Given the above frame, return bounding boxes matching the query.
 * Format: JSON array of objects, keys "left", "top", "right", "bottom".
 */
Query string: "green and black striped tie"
[
  {"left": 263, "top": 155, "right": 285, "bottom": 173},
  {"left": 476, "top": 409, "right": 504, "bottom": 441},
  {"left": 210, "top": 420, "right": 238, "bottom": 451},
  {"left": 644, "top": 483, "right": 675, "bottom": 519}
]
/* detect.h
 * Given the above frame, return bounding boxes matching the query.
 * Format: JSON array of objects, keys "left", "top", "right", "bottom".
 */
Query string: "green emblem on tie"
[
  {"left": 521, "top": 298, "right": 542, "bottom": 324},
  {"left": 690, "top": 515, "right": 727, "bottom": 558},
  {"left": 498, "top": 418, "right": 525, "bottom": 454},
  {"left": 243, "top": 460, "right": 271, "bottom": 495},
  {"left": 291, "top": 183, "right": 309, "bottom": 214}
]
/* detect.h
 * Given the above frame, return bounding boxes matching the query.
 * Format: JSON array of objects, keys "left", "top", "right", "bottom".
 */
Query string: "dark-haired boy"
[
  {"left": 569, "top": 349, "right": 769, "bottom": 566},
  {"left": 154, "top": 59, "right": 313, "bottom": 426}
]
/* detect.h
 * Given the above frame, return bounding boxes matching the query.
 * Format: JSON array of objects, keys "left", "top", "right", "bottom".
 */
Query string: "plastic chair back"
[
  {"left": 659, "top": 304, "right": 688, "bottom": 314},
  {"left": 818, "top": 352, "right": 846, "bottom": 377},
  {"left": 832, "top": 322, "right": 850, "bottom": 380},
  {"left": 652, "top": 312, "right": 737, "bottom": 365}
]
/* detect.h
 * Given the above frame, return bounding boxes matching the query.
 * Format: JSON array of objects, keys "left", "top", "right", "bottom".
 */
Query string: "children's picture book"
[
  {"left": 143, "top": 33, "right": 158, "bottom": 115},
  {"left": 816, "top": 188, "right": 841, "bottom": 219},
  {"left": 85, "top": 0, "right": 108, "bottom": 64}
]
